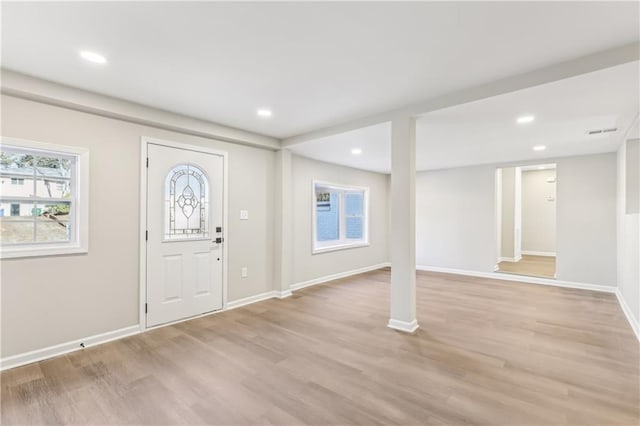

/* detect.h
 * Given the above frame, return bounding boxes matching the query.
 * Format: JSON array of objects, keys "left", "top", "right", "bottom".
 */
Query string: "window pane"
[
  {"left": 345, "top": 192, "right": 363, "bottom": 239},
  {"left": 0, "top": 218, "right": 35, "bottom": 244},
  {"left": 345, "top": 192, "right": 363, "bottom": 216},
  {"left": 36, "top": 217, "right": 70, "bottom": 242},
  {"left": 33, "top": 203, "right": 71, "bottom": 242},
  {"left": 34, "top": 156, "right": 71, "bottom": 177},
  {"left": 346, "top": 217, "right": 363, "bottom": 239},
  {"left": 35, "top": 179, "right": 71, "bottom": 198},
  {"left": 1, "top": 152, "right": 34, "bottom": 169},
  {"left": 316, "top": 191, "right": 339, "bottom": 241},
  {"left": 1, "top": 142, "right": 82, "bottom": 256},
  {"left": 0, "top": 202, "right": 35, "bottom": 218},
  {"left": 2, "top": 176, "right": 36, "bottom": 197},
  {"left": 165, "top": 164, "right": 209, "bottom": 240}
]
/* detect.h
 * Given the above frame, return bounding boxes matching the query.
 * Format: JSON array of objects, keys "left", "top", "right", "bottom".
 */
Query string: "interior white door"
[{"left": 146, "top": 143, "right": 224, "bottom": 327}]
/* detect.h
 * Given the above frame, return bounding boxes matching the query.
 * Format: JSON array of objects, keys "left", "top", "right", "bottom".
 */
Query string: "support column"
[
  {"left": 388, "top": 115, "right": 418, "bottom": 332},
  {"left": 274, "top": 149, "right": 293, "bottom": 298}
]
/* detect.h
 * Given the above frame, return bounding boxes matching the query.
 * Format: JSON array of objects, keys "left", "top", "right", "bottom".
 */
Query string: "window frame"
[
  {"left": 311, "top": 180, "right": 370, "bottom": 254},
  {"left": 0, "top": 137, "right": 89, "bottom": 259}
]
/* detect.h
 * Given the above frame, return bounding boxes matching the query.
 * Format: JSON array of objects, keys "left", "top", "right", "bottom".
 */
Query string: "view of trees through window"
[{"left": 0, "top": 149, "right": 73, "bottom": 245}]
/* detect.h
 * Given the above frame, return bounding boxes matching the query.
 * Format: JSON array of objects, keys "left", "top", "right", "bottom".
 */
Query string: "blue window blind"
[
  {"left": 345, "top": 192, "right": 363, "bottom": 239},
  {"left": 316, "top": 192, "right": 339, "bottom": 241}
]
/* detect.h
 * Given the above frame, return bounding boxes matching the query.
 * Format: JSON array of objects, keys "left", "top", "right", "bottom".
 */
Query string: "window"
[
  {"left": 0, "top": 137, "right": 89, "bottom": 259},
  {"left": 164, "top": 164, "right": 209, "bottom": 240},
  {"left": 313, "top": 181, "right": 369, "bottom": 253}
]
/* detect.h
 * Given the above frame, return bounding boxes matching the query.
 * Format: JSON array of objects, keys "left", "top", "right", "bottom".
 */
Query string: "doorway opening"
[{"left": 495, "top": 164, "right": 556, "bottom": 279}]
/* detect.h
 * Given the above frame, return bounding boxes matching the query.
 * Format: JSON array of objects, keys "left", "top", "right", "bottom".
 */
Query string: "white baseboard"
[
  {"left": 417, "top": 265, "right": 617, "bottom": 294},
  {"left": 275, "top": 290, "right": 292, "bottom": 299},
  {"left": 615, "top": 289, "right": 640, "bottom": 342},
  {"left": 226, "top": 290, "right": 280, "bottom": 310},
  {"left": 0, "top": 325, "right": 141, "bottom": 372},
  {"left": 498, "top": 256, "right": 522, "bottom": 262},
  {"left": 522, "top": 251, "right": 556, "bottom": 257},
  {"left": 290, "top": 262, "right": 391, "bottom": 291},
  {"left": 388, "top": 318, "right": 419, "bottom": 333}
]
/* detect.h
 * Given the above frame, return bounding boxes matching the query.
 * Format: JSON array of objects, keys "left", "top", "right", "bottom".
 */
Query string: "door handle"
[{"left": 214, "top": 237, "right": 224, "bottom": 244}]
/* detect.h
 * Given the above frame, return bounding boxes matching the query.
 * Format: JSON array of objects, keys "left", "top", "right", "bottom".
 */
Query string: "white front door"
[{"left": 146, "top": 143, "right": 224, "bottom": 327}]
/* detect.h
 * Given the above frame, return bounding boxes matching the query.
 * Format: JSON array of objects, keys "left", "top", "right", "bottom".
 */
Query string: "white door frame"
[{"left": 139, "top": 136, "right": 229, "bottom": 330}]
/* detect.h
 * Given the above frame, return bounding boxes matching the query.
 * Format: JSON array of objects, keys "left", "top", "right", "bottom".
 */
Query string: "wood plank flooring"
[
  {"left": 1, "top": 268, "right": 638, "bottom": 425},
  {"left": 498, "top": 255, "right": 556, "bottom": 279}
]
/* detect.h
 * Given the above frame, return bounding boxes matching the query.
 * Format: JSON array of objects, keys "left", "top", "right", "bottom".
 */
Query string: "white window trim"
[
  {"left": 0, "top": 137, "right": 89, "bottom": 259},
  {"left": 312, "top": 180, "right": 370, "bottom": 254}
]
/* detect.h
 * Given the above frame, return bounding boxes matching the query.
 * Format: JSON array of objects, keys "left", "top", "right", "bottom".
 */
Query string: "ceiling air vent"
[{"left": 587, "top": 128, "right": 617, "bottom": 135}]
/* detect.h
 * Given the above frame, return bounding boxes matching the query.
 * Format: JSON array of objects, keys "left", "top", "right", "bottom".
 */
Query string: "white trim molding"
[
  {"left": 225, "top": 289, "right": 291, "bottom": 310},
  {"left": 275, "top": 290, "right": 293, "bottom": 299},
  {"left": 417, "top": 265, "right": 617, "bottom": 294},
  {"left": 291, "top": 262, "right": 390, "bottom": 291},
  {"left": 0, "top": 325, "right": 140, "bottom": 372},
  {"left": 388, "top": 318, "right": 419, "bottom": 333},
  {"left": 522, "top": 250, "right": 556, "bottom": 257},
  {"left": 225, "top": 291, "right": 281, "bottom": 310},
  {"left": 0, "top": 136, "right": 90, "bottom": 259},
  {"left": 498, "top": 256, "right": 522, "bottom": 263},
  {"left": 615, "top": 289, "right": 640, "bottom": 342}
]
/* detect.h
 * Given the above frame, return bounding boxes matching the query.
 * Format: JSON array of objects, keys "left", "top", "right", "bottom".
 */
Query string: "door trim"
[{"left": 139, "top": 136, "right": 229, "bottom": 330}]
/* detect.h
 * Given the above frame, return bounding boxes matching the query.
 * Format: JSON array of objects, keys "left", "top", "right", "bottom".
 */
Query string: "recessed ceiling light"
[
  {"left": 533, "top": 145, "right": 546, "bottom": 151},
  {"left": 79, "top": 50, "right": 107, "bottom": 64},
  {"left": 257, "top": 109, "right": 272, "bottom": 118},
  {"left": 351, "top": 148, "right": 362, "bottom": 155},
  {"left": 517, "top": 115, "right": 535, "bottom": 124}
]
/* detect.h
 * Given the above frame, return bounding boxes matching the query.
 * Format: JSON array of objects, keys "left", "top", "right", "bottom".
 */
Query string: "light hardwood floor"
[
  {"left": 498, "top": 254, "right": 556, "bottom": 279},
  {"left": 1, "top": 269, "right": 638, "bottom": 425}
]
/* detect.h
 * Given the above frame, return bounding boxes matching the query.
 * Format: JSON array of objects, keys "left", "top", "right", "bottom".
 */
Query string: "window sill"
[
  {"left": 312, "top": 242, "right": 370, "bottom": 255},
  {"left": 1, "top": 244, "right": 88, "bottom": 259}
]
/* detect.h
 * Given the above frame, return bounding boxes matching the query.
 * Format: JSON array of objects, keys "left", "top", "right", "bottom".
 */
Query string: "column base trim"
[{"left": 388, "top": 318, "right": 419, "bottom": 333}]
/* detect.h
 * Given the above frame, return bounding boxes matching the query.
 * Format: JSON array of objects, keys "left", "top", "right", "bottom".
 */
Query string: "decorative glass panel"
[{"left": 164, "top": 164, "right": 209, "bottom": 240}]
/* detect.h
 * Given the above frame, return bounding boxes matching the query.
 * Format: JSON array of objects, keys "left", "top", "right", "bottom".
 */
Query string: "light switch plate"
[
  {"left": 240, "top": 210, "right": 249, "bottom": 220},
  {"left": 241, "top": 267, "right": 248, "bottom": 278}
]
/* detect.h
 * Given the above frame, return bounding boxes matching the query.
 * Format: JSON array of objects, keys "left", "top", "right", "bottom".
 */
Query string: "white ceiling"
[
  {"left": 291, "top": 61, "right": 639, "bottom": 173},
  {"left": 2, "top": 2, "right": 639, "bottom": 139},
  {"left": 290, "top": 122, "right": 391, "bottom": 174},
  {"left": 417, "top": 62, "right": 639, "bottom": 171}
]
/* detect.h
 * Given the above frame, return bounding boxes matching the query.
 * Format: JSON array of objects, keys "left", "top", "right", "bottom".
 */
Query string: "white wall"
[
  {"left": 494, "top": 168, "right": 502, "bottom": 264},
  {"left": 416, "top": 166, "right": 497, "bottom": 272},
  {"left": 555, "top": 154, "right": 617, "bottom": 286},
  {"left": 521, "top": 169, "right": 556, "bottom": 254},
  {"left": 500, "top": 167, "right": 516, "bottom": 259},
  {"left": 291, "top": 155, "right": 389, "bottom": 284},
  {"left": 617, "top": 138, "right": 640, "bottom": 331},
  {"left": 416, "top": 153, "right": 617, "bottom": 287},
  {"left": 1, "top": 95, "right": 276, "bottom": 358},
  {"left": 514, "top": 167, "right": 522, "bottom": 260}
]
